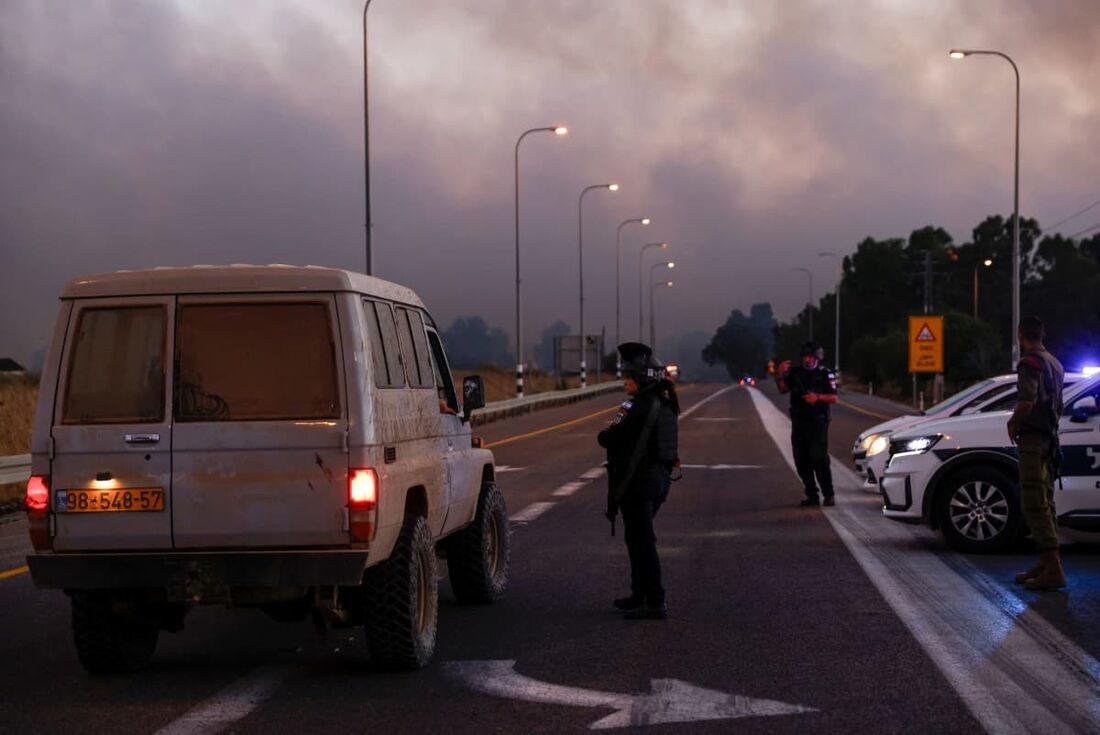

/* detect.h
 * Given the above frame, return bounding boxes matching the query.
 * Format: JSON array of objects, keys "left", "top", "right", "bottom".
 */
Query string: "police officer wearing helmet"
[
  {"left": 598, "top": 342, "right": 679, "bottom": 620},
  {"left": 775, "top": 341, "right": 838, "bottom": 506}
]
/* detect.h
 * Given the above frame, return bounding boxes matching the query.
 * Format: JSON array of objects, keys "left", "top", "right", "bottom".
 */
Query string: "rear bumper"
[{"left": 26, "top": 549, "right": 371, "bottom": 592}]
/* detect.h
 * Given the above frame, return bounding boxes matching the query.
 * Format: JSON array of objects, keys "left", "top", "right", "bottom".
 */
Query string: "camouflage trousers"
[{"left": 1018, "top": 431, "right": 1058, "bottom": 552}]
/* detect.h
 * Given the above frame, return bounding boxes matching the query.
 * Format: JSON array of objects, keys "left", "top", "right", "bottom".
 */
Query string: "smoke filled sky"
[{"left": 2, "top": 0, "right": 1099, "bottom": 367}]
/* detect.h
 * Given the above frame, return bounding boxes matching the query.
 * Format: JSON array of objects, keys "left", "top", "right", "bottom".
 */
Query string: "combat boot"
[
  {"left": 1013, "top": 560, "right": 1044, "bottom": 585},
  {"left": 1024, "top": 549, "right": 1066, "bottom": 590},
  {"left": 613, "top": 595, "right": 644, "bottom": 611}
]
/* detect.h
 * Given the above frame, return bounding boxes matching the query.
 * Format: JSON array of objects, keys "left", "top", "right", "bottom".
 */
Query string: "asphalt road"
[{"left": 0, "top": 382, "right": 1097, "bottom": 733}]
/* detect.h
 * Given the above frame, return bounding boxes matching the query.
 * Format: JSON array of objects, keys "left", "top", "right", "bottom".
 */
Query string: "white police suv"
[{"left": 879, "top": 373, "right": 1100, "bottom": 553}]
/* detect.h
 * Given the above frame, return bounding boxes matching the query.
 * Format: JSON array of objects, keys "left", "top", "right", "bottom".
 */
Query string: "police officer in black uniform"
[
  {"left": 598, "top": 342, "right": 679, "bottom": 620},
  {"left": 775, "top": 341, "right": 839, "bottom": 506}
]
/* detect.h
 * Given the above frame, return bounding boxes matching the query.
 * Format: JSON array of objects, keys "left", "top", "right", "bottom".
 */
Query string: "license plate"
[{"left": 56, "top": 488, "right": 165, "bottom": 513}]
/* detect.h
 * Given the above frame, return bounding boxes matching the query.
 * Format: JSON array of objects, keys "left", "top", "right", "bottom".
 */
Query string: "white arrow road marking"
[
  {"left": 496, "top": 465, "right": 526, "bottom": 473},
  {"left": 153, "top": 666, "right": 290, "bottom": 735},
  {"left": 443, "top": 660, "right": 815, "bottom": 730},
  {"left": 746, "top": 388, "right": 1100, "bottom": 734},
  {"left": 509, "top": 502, "right": 556, "bottom": 524},
  {"left": 679, "top": 464, "right": 763, "bottom": 470}
]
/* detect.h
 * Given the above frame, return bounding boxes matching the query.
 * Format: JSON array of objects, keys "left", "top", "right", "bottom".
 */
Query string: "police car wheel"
[{"left": 936, "top": 467, "right": 1023, "bottom": 554}]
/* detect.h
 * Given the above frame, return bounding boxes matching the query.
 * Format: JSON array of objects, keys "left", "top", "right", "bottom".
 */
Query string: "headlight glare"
[
  {"left": 867, "top": 435, "right": 890, "bottom": 457},
  {"left": 889, "top": 435, "right": 942, "bottom": 456}
]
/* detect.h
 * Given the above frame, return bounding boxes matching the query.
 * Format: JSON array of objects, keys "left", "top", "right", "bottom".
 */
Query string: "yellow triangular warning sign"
[{"left": 915, "top": 324, "right": 936, "bottom": 342}]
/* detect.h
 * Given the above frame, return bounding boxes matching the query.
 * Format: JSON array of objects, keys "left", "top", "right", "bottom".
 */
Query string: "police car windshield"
[
  {"left": 1063, "top": 373, "right": 1100, "bottom": 407},
  {"left": 922, "top": 378, "right": 996, "bottom": 416}
]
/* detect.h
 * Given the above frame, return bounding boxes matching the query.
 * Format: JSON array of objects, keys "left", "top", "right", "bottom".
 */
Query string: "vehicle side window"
[
  {"left": 959, "top": 388, "right": 1011, "bottom": 414},
  {"left": 982, "top": 391, "right": 1019, "bottom": 413},
  {"left": 62, "top": 306, "right": 165, "bottom": 424},
  {"left": 363, "top": 300, "right": 404, "bottom": 388},
  {"left": 175, "top": 302, "right": 339, "bottom": 421},
  {"left": 395, "top": 307, "right": 433, "bottom": 389},
  {"left": 427, "top": 329, "right": 459, "bottom": 413}
]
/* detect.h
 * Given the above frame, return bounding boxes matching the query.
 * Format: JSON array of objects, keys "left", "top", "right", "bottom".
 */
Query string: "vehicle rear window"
[
  {"left": 396, "top": 307, "right": 434, "bottom": 389},
  {"left": 176, "top": 302, "right": 339, "bottom": 421},
  {"left": 62, "top": 306, "right": 166, "bottom": 424}
]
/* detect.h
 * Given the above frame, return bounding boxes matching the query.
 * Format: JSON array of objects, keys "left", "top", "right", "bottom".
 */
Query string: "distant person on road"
[
  {"left": 598, "top": 342, "right": 679, "bottom": 620},
  {"left": 775, "top": 341, "right": 838, "bottom": 507},
  {"left": 1009, "top": 316, "right": 1066, "bottom": 590}
]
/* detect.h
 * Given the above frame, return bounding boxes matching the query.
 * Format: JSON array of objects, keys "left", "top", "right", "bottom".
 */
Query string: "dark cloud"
[{"left": 2, "top": 0, "right": 1099, "bottom": 367}]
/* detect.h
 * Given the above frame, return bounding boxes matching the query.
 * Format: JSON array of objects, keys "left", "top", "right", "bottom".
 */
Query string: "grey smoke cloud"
[{"left": 1, "top": 0, "right": 1098, "bottom": 367}]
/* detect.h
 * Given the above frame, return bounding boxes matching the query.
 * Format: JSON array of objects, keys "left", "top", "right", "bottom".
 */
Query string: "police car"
[
  {"left": 853, "top": 372, "right": 1086, "bottom": 490},
  {"left": 879, "top": 372, "right": 1100, "bottom": 553}
]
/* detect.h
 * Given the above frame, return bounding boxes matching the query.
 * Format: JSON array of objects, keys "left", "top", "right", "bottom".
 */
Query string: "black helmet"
[
  {"left": 618, "top": 342, "right": 662, "bottom": 385},
  {"left": 800, "top": 341, "right": 822, "bottom": 358}
]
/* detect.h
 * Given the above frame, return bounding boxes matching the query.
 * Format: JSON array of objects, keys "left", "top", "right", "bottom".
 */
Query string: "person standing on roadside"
[
  {"left": 599, "top": 342, "right": 679, "bottom": 620},
  {"left": 1009, "top": 316, "right": 1066, "bottom": 590},
  {"left": 775, "top": 341, "right": 838, "bottom": 507}
]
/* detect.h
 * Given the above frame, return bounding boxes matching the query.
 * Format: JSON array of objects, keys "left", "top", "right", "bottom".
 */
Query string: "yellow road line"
[
  {"left": 485, "top": 384, "right": 698, "bottom": 450},
  {"left": 0, "top": 565, "right": 28, "bottom": 581},
  {"left": 838, "top": 399, "right": 896, "bottom": 421}
]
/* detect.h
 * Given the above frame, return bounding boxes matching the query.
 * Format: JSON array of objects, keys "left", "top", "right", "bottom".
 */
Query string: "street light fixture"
[
  {"left": 513, "top": 125, "right": 569, "bottom": 397},
  {"left": 949, "top": 47, "right": 1021, "bottom": 367},
  {"left": 578, "top": 183, "right": 619, "bottom": 388},
  {"left": 638, "top": 242, "right": 669, "bottom": 341},
  {"left": 650, "top": 280, "right": 673, "bottom": 348},
  {"left": 818, "top": 252, "right": 842, "bottom": 377},
  {"left": 974, "top": 257, "right": 995, "bottom": 319},
  {"left": 615, "top": 217, "right": 652, "bottom": 377},
  {"left": 648, "top": 261, "right": 675, "bottom": 347},
  {"left": 791, "top": 267, "right": 814, "bottom": 341}
]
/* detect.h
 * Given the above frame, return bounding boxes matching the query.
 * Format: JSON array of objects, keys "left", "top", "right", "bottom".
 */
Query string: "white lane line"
[
  {"left": 678, "top": 385, "right": 737, "bottom": 420},
  {"left": 509, "top": 502, "right": 557, "bottom": 524},
  {"left": 153, "top": 666, "right": 290, "bottom": 735},
  {"left": 553, "top": 482, "right": 585, "bottom": 497},
  {"left": 579, "top": 467, "right": 607, "bottom": 480},
  {"left": 745, "top": 388, "right": 1100, "bottom": 734},
  {"left": 680, "top": 464, "right": 763, "bottom": 470},
  {"left": 496, "top": 465, "right": 526, "bottom": 474},
  {"left": 693, "top": 417, "right": 740, "bottom": 422}
]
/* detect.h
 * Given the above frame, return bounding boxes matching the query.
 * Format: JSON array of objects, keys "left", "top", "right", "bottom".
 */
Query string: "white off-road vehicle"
[{"left": 25, "top": 266, "right": 509, "bottom": 672}]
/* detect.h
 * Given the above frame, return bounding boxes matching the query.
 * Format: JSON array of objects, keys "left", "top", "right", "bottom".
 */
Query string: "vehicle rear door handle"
[{"left": 125, "top": 433, "right": 161, "bottom": 445}]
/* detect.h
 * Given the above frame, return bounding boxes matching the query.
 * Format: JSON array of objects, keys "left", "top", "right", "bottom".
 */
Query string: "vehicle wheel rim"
[
  {"left": 948, "top": 481, "right": 1009, "bottom": 541},
  {"left": 415, "top": 548, "right": 432, "bottom": 634},
  {"left": 486, "top": 511, "right": 500, "bottom": 579}
]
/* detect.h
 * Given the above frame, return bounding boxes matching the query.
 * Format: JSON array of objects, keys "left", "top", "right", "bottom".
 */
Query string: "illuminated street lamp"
[
  {"left": 974, "top": 257, "right": 994, "bottom": 320},
  {"left": 650, "top": 278, "right": 673, "bottom": 349},
  {"left": 638, "top": 242, "right": 669, "bottom": 341},
  {"left": 578, "top": 183, "right": 619, "bottom": 388},
  {"left": 949, "top": 47, "right": 1021, "bottom": 367},
  {"left": 513, "top": 125, "right": 568, "bottom": 397},
  {"left": 791, "top": 267, "right": 814, "bottom": 341},
  {"left": 648, "top": 261, "right": 675, "bottom": 347},
  {"left": 615, "top": 217, "right": 651, "bottom": 377},
  {"left": 818, "top": 252, "right": 842, "bottom": 377}
]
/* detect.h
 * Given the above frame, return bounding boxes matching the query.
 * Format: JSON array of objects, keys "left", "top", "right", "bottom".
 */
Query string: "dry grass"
[{"left": 0, "top": 376, "right": 37, "bottom": 456}]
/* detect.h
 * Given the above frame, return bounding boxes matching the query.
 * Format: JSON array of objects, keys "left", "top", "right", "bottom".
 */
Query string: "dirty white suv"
[
  {"left": 25, "top": 266, "right": 509, "bottom": 672},
  {"left": 880, "top": 373, "right": 1100, "bottom": 553}
]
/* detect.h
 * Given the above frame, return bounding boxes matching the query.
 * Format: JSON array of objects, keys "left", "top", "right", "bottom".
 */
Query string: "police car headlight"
[
  {"left": 867, "top": 435, "right": 891, "bottom": 457},
  {"left": 889, "top": 435, "right": 942, "bottom": 457}
]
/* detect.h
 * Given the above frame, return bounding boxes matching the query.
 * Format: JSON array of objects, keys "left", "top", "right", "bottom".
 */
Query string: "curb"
[{"left": 470, "top": 383, "right": 621, "bottom": 426}]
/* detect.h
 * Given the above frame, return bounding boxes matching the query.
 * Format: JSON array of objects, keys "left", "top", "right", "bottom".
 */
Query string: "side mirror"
[
  {"left": 462, "top": 375, "right": 486, "bottom": 420},
  {"left": 1070, "top": 395, "right": 1098, "bottom": 423}
]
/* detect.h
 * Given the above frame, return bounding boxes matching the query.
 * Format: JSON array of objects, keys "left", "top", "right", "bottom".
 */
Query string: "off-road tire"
[
  {"left": 936, "top": 466, "right": 1023, "bottom": 554},
  {"left": 362, "top": 514, "right": 438, "bottom": 669},
  {"left": 71, "top": 592, "right": 159, "bottom": 674},
  {"left": 447, "top": 482, "right": 510, "bottom": 604}
]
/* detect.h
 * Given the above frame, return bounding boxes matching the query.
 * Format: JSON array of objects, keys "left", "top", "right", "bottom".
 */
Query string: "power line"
[
  {"left": 1067, "top": 221, "right": 1100, "bottom": 239},
  {"left": 1048, "top": 196, "right": 1100, "bottom": 231}
]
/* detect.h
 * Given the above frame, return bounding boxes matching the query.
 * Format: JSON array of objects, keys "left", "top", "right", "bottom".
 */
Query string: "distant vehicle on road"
[
  {"left": 880, "top": 373, "right": 1100, "bottom": 553},
  {"left": 739, "top": 375, "right": 757, "bottom": 387},
  {"left": 854, "top": 373, "right": 1086, "bottom": 488},
  {"left": 24, "top": 266, "right": 509, "bottom": 673},
  {"left": 664, "top": 363, "right": 680, "bottom": 382}
]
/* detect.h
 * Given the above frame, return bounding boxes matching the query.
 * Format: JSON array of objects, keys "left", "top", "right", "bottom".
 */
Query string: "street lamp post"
[
  {"left": 949, "top": 48, "right": 1021, "bottom": 367},
  {"left": 791, "top": 267, "right": 814, "bottom": 341},
  {"left": 513, "top": 125, "right": 568, "bottom": 398},
  {"left": 363, "top": 0, "right": 374, "bottom": 275},
  {"left": 650, "top": 280, "right": 673, "bottom": 348},
  {"left": 615, "top": 217, "right": 651, "bottom": 378},
  {"left": 578, "top": 183, "right": 619, "bottom": 389},
  {"left": 818, "top": 252, "right": 842, "bottom": 377},
  {"left": 638, "top": 242, "right": 669, "bottom": 341},
  {"left": 648, "top": 261, "right": 675, "bottom": 348},
  {"left": 974, "top": 258, "right": 994, "bottom": 319}
]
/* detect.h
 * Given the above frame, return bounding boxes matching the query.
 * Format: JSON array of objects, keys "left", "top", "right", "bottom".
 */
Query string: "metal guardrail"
[{"left": 0, "top": 383, "right": 622, "bottom": 485}]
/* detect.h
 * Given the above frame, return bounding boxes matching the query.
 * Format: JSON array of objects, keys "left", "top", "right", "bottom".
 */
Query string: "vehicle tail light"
[
  {"left": 348, "top": 468, "right": 378, "bottom": 543},
  {"left": 25, "top": 475, "right": 52, "bottom": 550}
]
